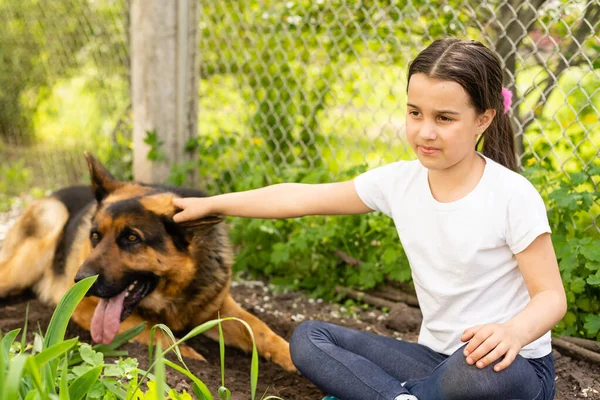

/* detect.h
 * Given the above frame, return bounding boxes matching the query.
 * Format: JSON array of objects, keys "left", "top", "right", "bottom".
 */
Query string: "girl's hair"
[{"left": 407, "top": 38, "right": 517, "bottom": 171}]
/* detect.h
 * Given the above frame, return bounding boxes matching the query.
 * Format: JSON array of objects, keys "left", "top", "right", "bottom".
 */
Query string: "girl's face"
[{"left": 406, "top": 73, "right": 495, "bottom": 171}]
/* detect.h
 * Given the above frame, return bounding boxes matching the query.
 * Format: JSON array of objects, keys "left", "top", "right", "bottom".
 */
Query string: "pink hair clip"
[{"left": 501, "top": 87, "right": 512, "bottom": 114}]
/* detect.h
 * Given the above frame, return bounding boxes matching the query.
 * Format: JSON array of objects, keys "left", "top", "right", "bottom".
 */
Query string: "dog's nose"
[{"left": 74, "top": 265, "right": 99, "bottom": 284}]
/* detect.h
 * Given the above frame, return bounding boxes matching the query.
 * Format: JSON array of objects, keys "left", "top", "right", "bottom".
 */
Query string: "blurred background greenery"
[{"left": 0, "top": 0, "right": 598, "bottom": 338}]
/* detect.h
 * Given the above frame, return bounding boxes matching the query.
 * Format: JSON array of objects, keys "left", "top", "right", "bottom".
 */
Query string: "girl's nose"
[{"left": 419, "top": 124, "right": 437, "bottom": 141}]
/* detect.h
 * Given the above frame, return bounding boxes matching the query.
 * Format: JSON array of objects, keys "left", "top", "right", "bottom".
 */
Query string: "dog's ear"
[
  {"left": 84, "top": 152, "right": 124, "bottom": 202},
  {"left": 167, "top": 216, "right": 223, "bottom": 250},
  {"left": 177, "top": 216, "right": 223, "bottom": 232}
]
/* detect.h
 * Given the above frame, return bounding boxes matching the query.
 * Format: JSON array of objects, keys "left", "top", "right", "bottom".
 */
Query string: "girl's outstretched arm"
[{"left": 173, "top": 180, "right": 373, "bottom": 222}]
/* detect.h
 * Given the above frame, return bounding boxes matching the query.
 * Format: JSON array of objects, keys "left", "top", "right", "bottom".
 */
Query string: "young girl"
[{"left": 173, "top": 38, "right": 566, "bottom": 400}]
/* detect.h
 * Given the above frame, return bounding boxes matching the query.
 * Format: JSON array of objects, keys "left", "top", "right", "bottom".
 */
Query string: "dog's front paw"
[{"left": 266, "top": 343, "right": 296, "bottom": 373}]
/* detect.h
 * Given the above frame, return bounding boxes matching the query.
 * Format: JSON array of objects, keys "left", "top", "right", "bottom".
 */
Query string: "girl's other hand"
[
  {"left": 460, "top": 323, "right": 523, "bottom": 372},
  {"left": 172, "top": 197, "right": 212, "bottom": 223}
]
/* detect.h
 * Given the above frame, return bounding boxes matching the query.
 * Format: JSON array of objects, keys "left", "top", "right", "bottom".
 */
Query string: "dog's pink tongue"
[{"left": 91, "top": 290, "right": 127, "bottom": 345}]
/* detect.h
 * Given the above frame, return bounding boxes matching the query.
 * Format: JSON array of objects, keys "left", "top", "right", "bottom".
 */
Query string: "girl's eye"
[
  {"left": 408, "top": 110, "right": 420, "bottom": 116},
  {"left": 439, "top": 115, "right": 452, "bottom": 122}
]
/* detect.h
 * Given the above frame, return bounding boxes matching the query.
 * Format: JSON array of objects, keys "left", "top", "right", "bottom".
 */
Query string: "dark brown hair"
[{"left": 407, "top": 38, "right": 517, "bottom": 171}]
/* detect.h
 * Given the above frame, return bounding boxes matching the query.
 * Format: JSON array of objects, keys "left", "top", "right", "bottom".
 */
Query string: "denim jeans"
[{"left": 290, "top": 321, "right": 555, "bottom": 400}]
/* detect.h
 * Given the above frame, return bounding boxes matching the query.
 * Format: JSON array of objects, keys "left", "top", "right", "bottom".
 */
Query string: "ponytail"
[{"left": 477, "top": 110, "right": 517, "bottom": 172}]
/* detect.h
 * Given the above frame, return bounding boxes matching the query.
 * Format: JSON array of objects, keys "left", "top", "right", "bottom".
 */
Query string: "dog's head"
[{"left": 74, "top": 152, "right": 223, "bottom": 344}]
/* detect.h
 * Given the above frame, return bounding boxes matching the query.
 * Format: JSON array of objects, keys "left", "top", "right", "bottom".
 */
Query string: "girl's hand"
[
  {"left": 460, "top": 323, "right": 523, "bottom": 372},
  {"left": 172, "top": 197, "right": 212, "bottom": 222}
]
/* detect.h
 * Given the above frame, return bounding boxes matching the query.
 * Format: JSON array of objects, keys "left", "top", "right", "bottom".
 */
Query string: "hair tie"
[{"left": 501, "top": 87, "right": 513, "bottom": 114}]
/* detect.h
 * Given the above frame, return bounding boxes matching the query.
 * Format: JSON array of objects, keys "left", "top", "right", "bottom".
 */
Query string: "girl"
[{"left": 173, "top": 38, "right": 566, "bottom": 400}]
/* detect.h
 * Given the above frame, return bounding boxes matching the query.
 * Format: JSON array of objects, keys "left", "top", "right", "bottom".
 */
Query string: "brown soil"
[{"left": 1, "top": 279, "right": 599, "bottom": 400}]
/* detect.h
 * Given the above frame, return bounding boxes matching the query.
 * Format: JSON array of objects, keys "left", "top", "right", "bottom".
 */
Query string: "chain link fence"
[
  {"left": 198, "top": 0, "right": 600, "bottom": 231},
  {"left": 0, "top": 0, "right": 598, "bottom": 228},
  {"left": 0, "top": 0, "right": 130, "bottom": 192}
]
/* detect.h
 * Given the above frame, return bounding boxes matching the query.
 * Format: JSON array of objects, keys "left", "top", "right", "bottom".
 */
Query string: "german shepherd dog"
[{"left": 0, "top": 153, "right": 294, "bottom": 371}]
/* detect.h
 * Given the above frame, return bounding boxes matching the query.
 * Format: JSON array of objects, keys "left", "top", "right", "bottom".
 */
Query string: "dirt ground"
[
  {"left": 1, "top": 201, "right": 599, "bottom": 399},
  {"left": 0, "top": 280, "right": 599, "bottom": 400}
]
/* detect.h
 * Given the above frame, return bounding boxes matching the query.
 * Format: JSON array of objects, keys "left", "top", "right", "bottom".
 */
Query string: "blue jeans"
[{"left": 290, "top": 321, "right": 555, "bottom": 400}]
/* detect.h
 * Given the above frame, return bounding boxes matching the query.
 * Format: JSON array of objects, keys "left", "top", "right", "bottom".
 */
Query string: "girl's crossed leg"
[{"left": 290, "top": 321, "right": 555, "bottom": 400}]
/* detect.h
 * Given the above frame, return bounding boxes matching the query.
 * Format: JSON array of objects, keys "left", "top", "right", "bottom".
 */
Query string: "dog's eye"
[
  {"left": 90, "top": 232, "right": 100, "bottom": 243},
  {"left": 127, "top": 234, "right": 140, "bottom": 243}
]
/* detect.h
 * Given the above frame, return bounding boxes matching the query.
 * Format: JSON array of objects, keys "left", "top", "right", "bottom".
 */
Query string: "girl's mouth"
[{"left": 418, "top": 145, "right": 440, "bottom": 155}]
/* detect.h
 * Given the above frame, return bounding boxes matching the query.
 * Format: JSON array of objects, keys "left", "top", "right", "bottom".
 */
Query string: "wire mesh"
[
  {"left": 0, "top": 0, "right": 598, "bottom": 230},
  {"left": 0, "top": 0, "right": 130, "bottom": 192},
  {"left": 198, "top": 0, "right": 600, "bottom": 231}
]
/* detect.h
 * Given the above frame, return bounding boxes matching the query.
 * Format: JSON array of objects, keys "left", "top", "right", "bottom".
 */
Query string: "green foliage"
[
  {"left": 523, "top": 163, "right": 600, "bottom": 339},
  {"left": 212, "top": 162, "right": 409, "bottom": 299},
  {"left": 0, "top": 159, "right": 35, "bottom": 211},
  {"left": 0, "top": 0, "right": 128, "bottom": 144},
  {"left": 144, "top": 130, "right": 166, "bottom": 162},
  {"left": 97, "top": 131, "right": 134, "bottom": 182},
  {"left": 0, "top": 275, "right": 283, "bottom": 399}
]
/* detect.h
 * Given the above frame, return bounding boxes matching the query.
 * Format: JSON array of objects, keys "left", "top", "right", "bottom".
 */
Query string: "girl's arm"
[
  {"left": 502, "top": 232, "right": 567, "bottom": 345},
  {"left": 461, "top": 232, "right": 566, "bottom": 371},
  {"left": 173, "top": 180, "right": 373, "bottom": 222}
]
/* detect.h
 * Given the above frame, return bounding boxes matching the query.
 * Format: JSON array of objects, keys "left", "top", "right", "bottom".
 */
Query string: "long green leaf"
[
  {"left": 43, "top": 363, "right": 56, "bottom": 397},
  {"left": 178, "top": 320, "right": 221, "bottom": 343},
  {"left": 154, "top": 342, "right": 165, "bottom": 399},
  {"left": 163, "top": 360, "right": 214, "bottom": 400},
  {"left": 45, "top": 276, "right": 97, "bottom": 348},
  {"left": 68, "top": 364, "right": 102, "bottom": 400},
  {"left": 59, "top": 357, "right": 70, "bottom": 400},
  {"left": 138, "top": 318, "right": 259, "bottom": 400},
  {"left": 134, "top": 320, "right": 221, "bottom": 395},
  {"left": 45, "top": 275, "right": 97, "bottom": 394},
  {"left": 4, "top": 354, "right": 28, "bottom": 399},
  {"left": 21, "top": 303, "right": 30, "bottom": 353},
  {"left": 149, "top": 324, "right": 185, "bottom": 365},
  {"left": 33, "top": 338, "right": 78, "bottom": 366},
  {"left": 227, "top": 318, "right": 259, "bottom": 400},
  {"left": 172, "top": 317, "right": 258, "bottom": 399},
  {"left": 25, "top": 356, "right": 46, "bottom": 399},
  {"left": 218, "top": 318, "right": 225, "bottom": 387}
]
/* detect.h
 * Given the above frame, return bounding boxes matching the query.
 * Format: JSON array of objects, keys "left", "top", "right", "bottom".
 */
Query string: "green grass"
[{"left": 0, "top": 276, "right": 285, "bottom": 400}]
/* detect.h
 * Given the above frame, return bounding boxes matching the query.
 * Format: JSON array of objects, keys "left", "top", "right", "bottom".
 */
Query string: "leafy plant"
[
  {"left": 1, "top": 275, "right": 286, "bottom": 399},
  {"left": 144, "top": 130, "right": 166, "bottom": 162},
  {"left": 524, "top": 163, "right": 600, "bottom": 339},
  {"left": 213, "top": 162, "right": 411, "bottom": 299}
]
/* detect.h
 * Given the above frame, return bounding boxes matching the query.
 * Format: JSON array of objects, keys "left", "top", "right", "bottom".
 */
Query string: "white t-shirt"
[{"left": 354, "top": 155, "right": 552, "bottom": 359}]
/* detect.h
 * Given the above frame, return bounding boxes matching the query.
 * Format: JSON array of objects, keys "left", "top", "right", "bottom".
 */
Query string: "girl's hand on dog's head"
[{"left": 172, "top": 197, "right": 211, "bottom": 223}]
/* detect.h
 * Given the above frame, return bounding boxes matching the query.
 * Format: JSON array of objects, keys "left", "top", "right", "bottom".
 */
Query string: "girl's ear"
[{"left": 477, "top": 109, "right": 497, "bottom": 135}]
